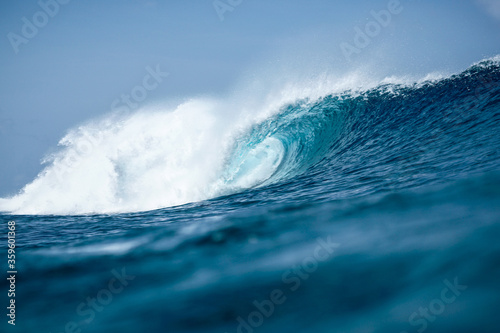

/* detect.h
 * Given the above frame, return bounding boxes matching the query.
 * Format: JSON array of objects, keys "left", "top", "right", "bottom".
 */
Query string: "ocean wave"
[{"left": 1, "top": 56, "right": 499, "bottom": 215}]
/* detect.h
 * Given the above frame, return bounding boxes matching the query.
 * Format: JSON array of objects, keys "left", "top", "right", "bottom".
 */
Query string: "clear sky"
[{"left": 1, "top": 0, "right": 499, "bottom": 196}]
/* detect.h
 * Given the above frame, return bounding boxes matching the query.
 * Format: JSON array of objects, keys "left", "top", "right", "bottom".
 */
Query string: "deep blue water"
[{"left": 1, "top": 57, "right": 500, "bottom": 333}]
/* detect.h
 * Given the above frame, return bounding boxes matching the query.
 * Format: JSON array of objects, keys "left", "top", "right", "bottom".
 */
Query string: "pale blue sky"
[{"left": 1, "top": 0, "right": 499, "bottom": 196}]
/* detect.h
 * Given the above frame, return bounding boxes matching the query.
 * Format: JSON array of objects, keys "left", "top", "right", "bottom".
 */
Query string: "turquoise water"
[{"left": 1, "top": 57, "right": 500, "bottom": 333}]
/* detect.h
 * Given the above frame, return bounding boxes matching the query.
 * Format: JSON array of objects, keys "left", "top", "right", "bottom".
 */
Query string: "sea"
[{"left": 1, "top": 56, "right": 499, "bottom": 333}]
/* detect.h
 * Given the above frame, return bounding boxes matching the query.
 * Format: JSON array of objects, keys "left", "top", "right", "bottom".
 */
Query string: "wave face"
[
  {"left": 1, "top": 57, "right": 500, "bottom": 333},
  {"left": 2, "top": 57, "right": 499, "bottom": 215}
]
